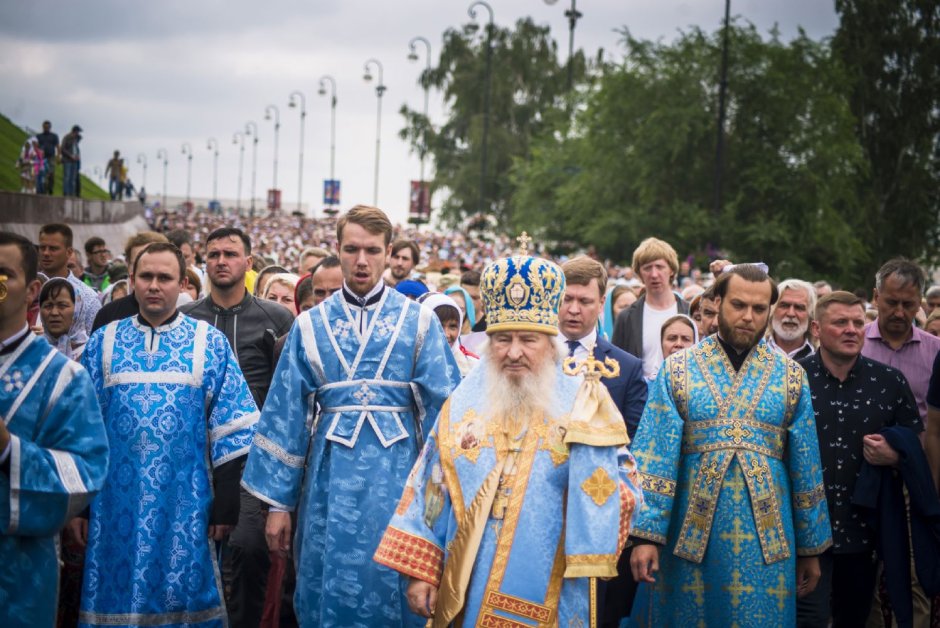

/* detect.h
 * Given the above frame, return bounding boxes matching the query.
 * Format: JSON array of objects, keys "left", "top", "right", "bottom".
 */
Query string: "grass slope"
[{"left": 0, "top": 112, "right": 108, "bottom": 199}]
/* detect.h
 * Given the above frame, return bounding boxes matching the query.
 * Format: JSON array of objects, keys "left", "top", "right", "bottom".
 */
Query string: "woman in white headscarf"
[
  {"left": 18, "top": 137, "right": 44, "bottom": 193},
  {"left": 420, "top": 292, "right": 480, "bottom": 378},
  {"left": 39, "top": 277, "right": 89, "bottom": 360}
]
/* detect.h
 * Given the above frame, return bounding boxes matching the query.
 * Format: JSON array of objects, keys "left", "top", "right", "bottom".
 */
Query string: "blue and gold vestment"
[
  {"left": 241, "top": 287, "right": 460, "bottom": 627},
  {"left": 630, "top": 336, "right": 831, "bottom": 626},
  {"left": 78, "top": 314, "right": 258, "bottom": 627},
  {"left": 0, "top": 332, "right": 109, "bottom": 627},
  {"left": 374, "top": 359, "right": 643, "bottom": 627}
]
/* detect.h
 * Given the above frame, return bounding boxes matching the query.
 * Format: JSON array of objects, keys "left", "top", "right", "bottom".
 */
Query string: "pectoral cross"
[
  {"left": 491, "top": 477, "right": 511, "bottom": 520},
  {"left": 491, "top": 447, "right": 518, "bottom": 520}
]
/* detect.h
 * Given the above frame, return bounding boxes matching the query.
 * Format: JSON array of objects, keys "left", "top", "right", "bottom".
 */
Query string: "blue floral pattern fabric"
[
  {"left": 0, "top": 333, "right": 108, "bottom": 627},
  {"left": 78, "top": 315, "right": 258, "bottom": 628},
  {"left": 242, "top": 288, "right": 460, "bottom": 628},
  {"left": 630, "top": 336, "right": 832, "bottom": 626}
]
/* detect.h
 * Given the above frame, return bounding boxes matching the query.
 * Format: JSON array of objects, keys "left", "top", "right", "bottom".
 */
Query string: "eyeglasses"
[{"left": 92, "top": 249, "right": 110, "bottom": 255}]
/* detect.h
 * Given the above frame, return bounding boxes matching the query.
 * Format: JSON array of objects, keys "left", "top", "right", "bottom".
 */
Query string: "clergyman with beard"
[
  {"left": 767, "top": 278, "right": 817, "bottom": 360},
  {"left": 629, "top": 263, "right": 832, "bottom": 626},
  {"left": 375, "top": 243, "right": 643, "bottom": 626}
]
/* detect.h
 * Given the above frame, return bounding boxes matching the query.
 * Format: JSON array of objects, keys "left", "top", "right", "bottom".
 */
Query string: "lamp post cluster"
[{"left": 146, "top": 1, "right": 597, "bottom": 218}]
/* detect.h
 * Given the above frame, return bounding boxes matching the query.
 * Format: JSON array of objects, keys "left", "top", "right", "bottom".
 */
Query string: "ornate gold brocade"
[
  {"left": 639, "top": 472, "right": 677, "bottom": 497},
  {"left": 669, "top": 338, "right": 799, "bottom": 565},
  {"left": 373, "top": 526, "right": 443, "bottom": 586},
  {"left": 580, "top": 467, "right": 617, "bottom": 507}
]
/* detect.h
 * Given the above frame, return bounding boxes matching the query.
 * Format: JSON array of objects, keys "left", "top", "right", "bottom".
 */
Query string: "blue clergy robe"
[
  {"left": 242, "top": 286, "right": 460, "bottom": 627},
  {"left": 630, "top": 336, "right": 832, "bottom": 626},
  {"left": 0, "top": 331, "right": 109, "bottom": 627},
  {"left": 78, "top": 314, "right": 259, "bottom": 627},
  {"left": 374, "top": 359, "right": 643, "bottom": 627}
]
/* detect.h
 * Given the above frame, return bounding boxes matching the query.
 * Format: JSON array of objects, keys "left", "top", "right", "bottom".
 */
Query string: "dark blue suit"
[
  {"left": 594, "top": 336, "right": 647, "bottom": 440},
  {"left": 591, "top": 336, "right": 647, "bottom": 627}
]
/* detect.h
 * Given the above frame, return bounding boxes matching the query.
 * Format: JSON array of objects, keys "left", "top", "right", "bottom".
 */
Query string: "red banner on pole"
[{"left": 409, "top": 180, "right": 430, "bottom": 223}]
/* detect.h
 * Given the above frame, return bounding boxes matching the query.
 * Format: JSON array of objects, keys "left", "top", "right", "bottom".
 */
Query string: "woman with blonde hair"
[{"left": 262, "top": 272, "right": 301, "bottom": 315}]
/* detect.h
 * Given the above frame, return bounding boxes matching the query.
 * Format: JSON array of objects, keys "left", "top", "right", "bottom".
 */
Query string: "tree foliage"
[
  {"left": 399, "top": 18, "right": 581, "bottom": 226},
  {"left": 832, "top": 0, "right": 940, "bottom": 276},
  {"left": 405, "top": 11, "right": 940, "bottom": 289},
  {"left": 513, "top": 24, "right": 869, "bottom": 286}
]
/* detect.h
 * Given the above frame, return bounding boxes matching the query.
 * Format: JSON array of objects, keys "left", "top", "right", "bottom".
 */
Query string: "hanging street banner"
[
  {"left": 409, "top": 180, "right": 430, "bottom": 224},
  {"left": 324, "top": 180, "right": 340, "bottom": 207}
]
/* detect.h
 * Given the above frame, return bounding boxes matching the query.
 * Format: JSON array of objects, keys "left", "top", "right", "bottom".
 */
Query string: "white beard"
[
  {"left": 772, "top": 316, "right": 808, "bottom": 342},
  {"left": 482, "top": 343, "right": 561, "bottom": 431}
]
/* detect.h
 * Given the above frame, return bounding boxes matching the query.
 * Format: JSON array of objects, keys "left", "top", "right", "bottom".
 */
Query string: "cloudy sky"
[{"left": 0, "top": 0, "right": 838, "bottom": 224}]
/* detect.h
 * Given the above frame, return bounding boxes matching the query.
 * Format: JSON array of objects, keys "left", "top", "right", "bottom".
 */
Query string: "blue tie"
[{"left": 567, "top": 340, "right": 580, "bottom": 357}]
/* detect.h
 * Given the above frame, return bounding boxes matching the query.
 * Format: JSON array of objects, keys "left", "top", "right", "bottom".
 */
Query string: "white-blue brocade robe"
[
  {"left": 0, "top": 333, "right": 109, "bottom": 627},
  {"left": 242, "top": 288, "right": 460, "bottom": 628},
  {"left": 374, "top": 361, "right": 643, "bottom": 627},
  {"left": 630, "top": 337, "right": 832, "bottom": 626},
  {"left": 78, "top": 315, "right": 259, "bottom": 628}
]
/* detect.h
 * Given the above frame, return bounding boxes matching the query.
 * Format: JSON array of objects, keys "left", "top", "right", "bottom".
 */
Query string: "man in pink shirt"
[
  {"left": 862, "top": 258, "right": 940, "bottom": 426},
  {"left": 860, "top": 258, "right": 939, "bottom": 628}
]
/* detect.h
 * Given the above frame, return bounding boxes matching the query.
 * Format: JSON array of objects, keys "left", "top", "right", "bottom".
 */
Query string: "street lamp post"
[
  {"left": 264, "top": 104, "right": 280, "bottom": 210},
  {"left": 245, "top": 121, "right": 259, "bottom": 215},
  {"left": 363, "top": 58, "right": 386, "bottom": 207},
  {"left": 232, "top": 132, "right": 245, "bottom": 213},
  {"left": 408, "top": 36, "right": 432, "bottom": 221},
  {"left": 206, "top": 137, "right": 219, "bottom": 204},
  {"left": 318, "top": 76, "right": 337, "bottom": 212},
  {"left": 136, "top": 153, "right": 148, "bottom": 193},
  {"left": 544, "top": 0, "right": 582, "bottom": 91},
  {"left": 468, "top": 1, "right": 494, "bottom": 217},
  {"left": 156, "top": 148, "right": 168, "bottom": 210},
  {"left": 288, "top": 91, "right": 307, "bottom": 215},
  {"left": 713, "top": 0, "right": 732, "bottom": 238},
  {"left": 181, "top": 142, "right": 193, "bottom": 208}
]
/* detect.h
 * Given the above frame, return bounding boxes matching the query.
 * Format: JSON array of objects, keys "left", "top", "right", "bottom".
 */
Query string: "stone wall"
[{"left": 0, "top": 191, "right": 149, "bottom": 260}]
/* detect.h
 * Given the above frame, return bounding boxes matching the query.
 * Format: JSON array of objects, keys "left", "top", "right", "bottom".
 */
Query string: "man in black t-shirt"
[{"left": 35, "top": 120, "right": 59, "bottom": 194}]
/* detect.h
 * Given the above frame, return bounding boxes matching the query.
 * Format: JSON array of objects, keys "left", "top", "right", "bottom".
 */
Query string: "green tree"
[
  {"left": 399, "top": 18, "right": 581, "bottom": 226},
  {"left": 512, "top": 24, "right": 870, "bottom": 287},
  {"left": 833, "top": 0, "right": 940, "bottom": 279}
]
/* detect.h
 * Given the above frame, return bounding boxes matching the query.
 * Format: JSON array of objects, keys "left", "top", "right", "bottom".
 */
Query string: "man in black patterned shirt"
[{"left": 796, "top": 291, "right": 922, "bottom": 627}]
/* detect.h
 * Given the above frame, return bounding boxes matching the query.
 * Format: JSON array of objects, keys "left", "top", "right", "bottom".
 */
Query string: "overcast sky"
[{"left": 0, "top": 0, "right": 838, "bottom": 224}]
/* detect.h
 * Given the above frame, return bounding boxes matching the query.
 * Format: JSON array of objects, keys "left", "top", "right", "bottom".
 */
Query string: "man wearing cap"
[
  {"left": 241, "top": 205, "right": 460, "bottom": 627},
  {"left": 375, "top": 238, "right": 643, "bottom": 626}
]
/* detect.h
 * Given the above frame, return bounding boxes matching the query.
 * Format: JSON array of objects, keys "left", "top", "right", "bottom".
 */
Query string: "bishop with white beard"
[{"left": 375, "top": 243, "right": 643, "bottom": 627}]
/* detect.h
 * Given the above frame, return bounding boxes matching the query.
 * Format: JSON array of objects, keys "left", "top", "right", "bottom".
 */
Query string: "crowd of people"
[
  {"left": 2, "top": 205, "right": 940, "bottom": 628},
  {"left": 14, "top": 121, "right": 85, "bottom": 197},
  {"left": 14, "top": 120, "right": 139, "bottom": 200}
]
